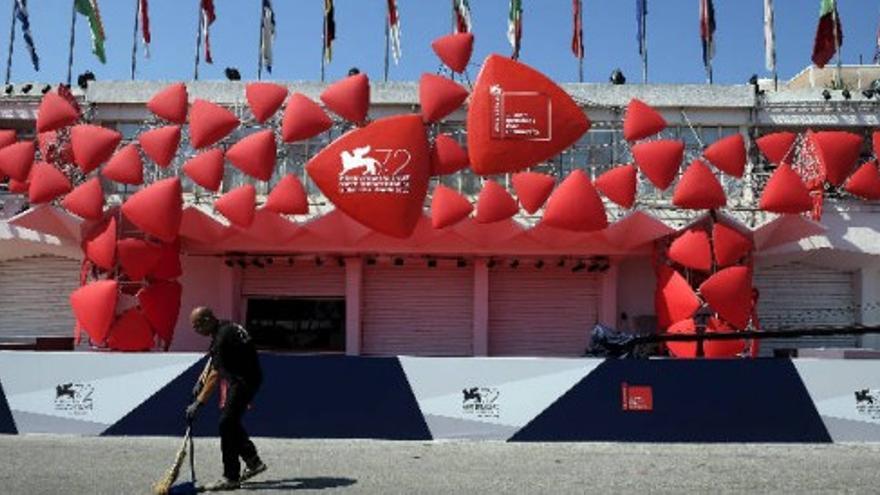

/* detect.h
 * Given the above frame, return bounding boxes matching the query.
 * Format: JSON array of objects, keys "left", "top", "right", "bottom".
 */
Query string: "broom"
[{"left": 152, "top": 426, "right": 193, "bottom": 495}]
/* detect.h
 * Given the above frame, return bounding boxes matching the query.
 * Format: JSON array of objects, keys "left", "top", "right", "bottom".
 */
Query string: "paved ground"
[{"left": 1, "top": 435, "right": 880, "bottom": 494}]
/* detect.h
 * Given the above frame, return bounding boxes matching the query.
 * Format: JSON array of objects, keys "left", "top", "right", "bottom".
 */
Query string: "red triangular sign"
[
  {"left": 182, "top": 148, "right": 225, "bottom": 191},
  {"left": 595, "top": 164, "right": 637, "bottom": 209},
  {"left": 475, "top": 180, "right": 518, "bottom": 224},
  {"left": 138, "top": 125, "right": 181, "bottom": 168},
  {"left": 28, "top": 162, "right": 71, "bottom": 203},
  {"left": 632, "top": 139, "right": 684, "bottom": 190},
  {"left": 102, "top": 144, "right": 144, "bottom": 185},
  {"left": 320, "top": 73, "right": 370, "bottom": 124},
  {"left": 264, "top": 174, "right": 309, "bottom": 215},
  {"left": 623, "top": 98, "right": 666, "bottom": 142},
  {"left": 189, "top": 99, "right": 239, "bottom": 148},
  {"left": 61, "top": 177, "right": 104, "bottom": 220},
  {"left": 36, "top": 92, "right": 79, "bottom": 133},
  {"left": 430, "top": 134, "right": 469, "bottom": 175},
  {"left": 147, "top": 83, "right": 188, "bottom": 124},
  {"left": 759, "top": 164, "right": 812, "bottom": 214},
  {"left": 246, "top": 82, "right": 288, "bottom": 123},
  {"left": 215, "top": 184, "right": 256, "bottom": 228},
  {"left": 845, "top": 161, "right": 880, "bottom": 200},
  {"left": 673, "top": 159, "right": 726, "bottom": 210},
  {"left": 712, "top": 222, "right": 752, "bottom": 267},
  {"left": 703, "top": 133, "right": 746, "bottom": 178},
  {"left": 512, "top": 171, "right": 555, "bottom": 214},
  {"left": 419, "top": 74, "right": 469, "bottom": 123},
  {"left": 431, "top": 32, "right": 474, "bottom": 73},
  {"left": 668, "top": 228, "right": 712, "bottom": 271},
  {"left": 226, "top": 129, "right": 276, "bottom": 181},
  {"left": 431, "top": 184, "right": 473, "bottom": 228},
  {"left": 542, "top": 169, "right": 607, "bottom": 232},
  {"left": 70, "top": 124, "right": 122, "bottom": 174},
  {"left": 281, "top": 93, "right": 333, "bottom": 143},
  {"left": 121, "top": 177, "right": 183, "bottom": 242},
  {"left": 70, "top": 280, "right": 118, "bottom": 344}
]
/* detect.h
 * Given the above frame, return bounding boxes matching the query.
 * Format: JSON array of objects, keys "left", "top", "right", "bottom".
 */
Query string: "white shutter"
[
  {"left": 489, "top": 266, "right": 601, "bottom": 356},
  {"left": 241, "top": 262, "right": 345, "bottom": 297},
  {"left": 754, "top": 262, "right": 857, "bottom": 355},
  {"left": 361, "top": 264, "right": 473, "bottom": 356},
  {"left": 0, "top": 255, "right": 81, "bottom": 340}
]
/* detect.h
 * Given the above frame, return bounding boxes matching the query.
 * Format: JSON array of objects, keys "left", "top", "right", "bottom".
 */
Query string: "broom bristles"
[{"left": 152, "top": 429, "right": 191, "bottom": 495}]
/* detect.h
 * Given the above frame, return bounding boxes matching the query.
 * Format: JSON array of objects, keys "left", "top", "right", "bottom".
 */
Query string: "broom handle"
[{"left": 188, "top": 426, "right": 196, "bottom": 483}]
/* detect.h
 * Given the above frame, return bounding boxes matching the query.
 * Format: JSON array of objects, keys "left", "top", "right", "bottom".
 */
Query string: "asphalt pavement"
[{"left": 1, "top": 435, "right": 879, "bottom": 494}]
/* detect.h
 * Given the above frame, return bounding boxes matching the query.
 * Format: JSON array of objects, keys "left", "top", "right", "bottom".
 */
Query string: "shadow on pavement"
[{"left": 243, "top": 477, "right": 358, "bottom": 491}]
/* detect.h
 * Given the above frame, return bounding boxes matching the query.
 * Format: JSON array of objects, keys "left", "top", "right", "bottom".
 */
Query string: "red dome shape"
[
  {"left": 542, "top": 169, "right": 607, "bottom": 232},
  {"left": 70, "top": 124, "right": 122, "bottom": 173},
  {"left": 467, "top": 55, "right": 590, "bottom": 175},
  {"left": 7, "top": 178, "right": 27, "bottom": 193},
  {"left": 873, "top": 131, "right": 880, "bottom": 159},
  {"left": 756, "top": 132, "right": 796, "bottom": 166},
  {"left": 656, "top": 266, "right": 702, "bottom": 326},
  {"left": 106, "top": 308, "right": 155, "bottom": 351},
  {"left": 246, "top": 82, "right": 288, "bottom": 123},
  {"left": 512, "top": 171, "right": 555, "bottom": 214},
  {"left": 475, "top": 180, "right": 518, "bottom": 223},
  {"left": 70, "top": 280, "right": 118, "bottom": 344},
  {"left": 147, "top": 82, "right": 188, "bottom": 124},
  {"left": 0, "top": 129, "right": 16, "bottom": 150},
  {"left": 845, "top": 161, "right": 880, "bottom": 200},
  {"left": 182, "top": 148, "right": 225, "bottom": 191},
  {"left": 215, "top": 184, "right": 256, "bottom": 228},
  {"left": 28, "top": 162, "right": 71, "bottom": 203},
  {"left": 672, "top": 159, "right": 726, "bottom": 210},
  {"left": 264, "top": 174, "right": 309, "bottom": 215},
  {"left": 623, "top": 98, "right": 666, "bottom": 142},
  {"left": 61, "top": 177, "right": 104, "bottom": 220},
  {"left": 281, "top": 92, "right": 332, "bottom": 143},
  {"left": 226, "top": 129, "right": 276, "bottom": 181},
  {"left": 668, "top": 228, "right": 712, "bottom": 271},
  {"left": 102, "top": 144, "right": 144, "bottom": 185},
  {"left": 430, "top": 134, "right": 469, "bottom": 176},
  {"left": 703, "top": 317, "right": 746, "bottom": 358},
  {"left": 137, "top": 280, "right": 182, "bottom": 347},
  {"left": 36, "top": 92, "right": 79, "bottom": 133},
  {"left": 631, "top": 139, "right": 684, "bottom": 190},
  {"left": 431, "top": 184, "right": 473, "bottom": 228},
  {"left": 117, "top": 238, "right": 161, "bottom": 281},
  {"left": 83, "top": 217, "right": 117, "bottom": 270},
  {"left": 138, "top": 125, "right": 181, "bottom": 168},
  {"left": 702, "top": 133, "right": 746, "bottom": 178},
  {"left": 320, "top": 73, "right": 370, "bottom": 124},
  {"left": 121, "top": 177, "right": 183, "bottom": 242},
  {"left": 595, "top": 164, "right": 637, "bottom": 209},
  {"left": 431, "top": 32, "right": 474, "bottom": 73},
  {"left": 189, "top": 99, "right": 239, "bottom": 148},
  {"left": 0, "top": 141, "right": 34, "bottom": 181},
  {"left": 759, "top": 164, "right": 812, "bottom": 214},
  {"left": 667, "top": 318, "right": 697, "bottom": 358},
  {"left": 712, "top": 222, "right": 752, "bottom": 267},
  {"left": 699, "top": 266, "right": 752, "bottom": 329},
  {"left": 419, "top": 74, "right": 469, "bottom": 123},
  {"left": 149, "top": 241, "right": 182, "bottom": 280},
  {"left": 810, "top": 131, "right": 863, "bottom": 186}
]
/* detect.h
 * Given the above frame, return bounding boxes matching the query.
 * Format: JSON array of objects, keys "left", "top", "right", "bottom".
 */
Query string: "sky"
[{"left": 0, "top": 1, "right": 878, "bottom": 85}]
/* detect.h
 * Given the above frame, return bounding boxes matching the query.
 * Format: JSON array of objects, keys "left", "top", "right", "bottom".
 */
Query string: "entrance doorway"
[{"left": 245, "top": 297, "right": 346, "bottom": 352}]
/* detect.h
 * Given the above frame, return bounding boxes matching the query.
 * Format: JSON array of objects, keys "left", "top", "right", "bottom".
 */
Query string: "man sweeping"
[{"left": 186, "top": 307, "right": 267, "bottom": 491}]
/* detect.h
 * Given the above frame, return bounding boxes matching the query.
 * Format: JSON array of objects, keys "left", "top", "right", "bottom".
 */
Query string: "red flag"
[
  {"left": 140, "top": 0, "right": 150, "bottom": 55},
  {"left": 812, "top": 0, "right": 842, "bottom": 68},
  {"left": 572, "top": 0, "right": 583, "bottom": 59},
  {"left": 201, "top": 0, "right": 216, "bottom": 64}
]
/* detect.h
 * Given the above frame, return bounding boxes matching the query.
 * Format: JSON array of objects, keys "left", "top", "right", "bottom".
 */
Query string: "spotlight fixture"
[
  {"left": 337, "top": 257, "right": 345, "bottom": 267},
  {"left": 487, "top": 258, "right": 496, "bottom": 268},
  {"left": 427, "top": 258, "right": 437, "bottom": 268},
  {"left": 265, "top": 257, "right": 274, "bottom": 265},
  {"left": 572, "top": 260, "right": 586, "bottom": 272},
  {"left": 252, "top": 258, "right": 265, "bottom": 268},
  {"left": 842, "top": 88, "right": 851, "bottom": 100},
  {"left": 4, "top": 84, "right": 12, "bottom": 95},
  {"left": 457, "top": 258, "right": 467, "bottom": 268},
  {"left": 315, "top": 256, "right": 324, "bottom": 266},
  {"left": 348, "top": 67, "right": 361, "bottom": 76},
  {"left": 224, "top": 67, "right": 241, "bottom": 81},
  {"left": 609, "top": 68, "right": 626, "bottom": 85},
  {"left": 509, "top": 259, "right": 520, "bottom": 268},
  {"left": 20, "top": 83, "right": 32, "bottom": 94},
  {"left": 822, "top": 89, "right": 832, "bottom": 101},
  {"left": 587, "top": 261, "right": 599, "bottom": 272},
  {"left": 76, "top": 70, "right": 95, "bottom": 90},
  {"left": 393, "top": 257, "right": 404, "bottom": 266},
  {"left": 557, "top": 258, "right": 566, "bottom": 268},
  {"left": 748, "top": 74, "right": 759, "bottom": 85},
  {"left": 224, "top": 259, "right": 234, "bottom": 267},
  {"left": 287, "top": 257, "right": 294, "bottom": 266},
  {"left": 366, "top": 256, "right": 377, "bottom": 265},
  {"left": 40, "top": 84, "right": 51, "bottom": 94},
  {"left": 535, "top": 259, "right": 545, "bottom": 269},
  {"left": 236, "top": 259, "right": 247, "bottom": 269},
  {"left": 863, "top": 89, "right": 875, "bottom": 99}
]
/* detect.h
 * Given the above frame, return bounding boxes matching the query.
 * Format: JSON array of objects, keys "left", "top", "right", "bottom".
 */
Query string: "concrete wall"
[
  {"left": 615, "top": 257, "right": 657, "bottom": 333},
  {"left": 169, "top": 256, "right": 236, "bottom": 352}
]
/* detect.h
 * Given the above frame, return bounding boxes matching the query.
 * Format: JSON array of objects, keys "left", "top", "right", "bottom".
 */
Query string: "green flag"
[{"left": 74, "top": 0, "right": 106, "bottom": 63}]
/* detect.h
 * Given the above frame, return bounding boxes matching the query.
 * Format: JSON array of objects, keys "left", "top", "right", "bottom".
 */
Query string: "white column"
[
  {"left": 599, "top": 261, "right": 619, "bottom": 329},
  {"left": 856, "top": 263, "right": 880, "bottom": 349},
  {"left": 472, "top": 258, "right": 489, "bottom": 356},
  {"left": 345, "top": 257, "right": 363, "bottom": 356}
]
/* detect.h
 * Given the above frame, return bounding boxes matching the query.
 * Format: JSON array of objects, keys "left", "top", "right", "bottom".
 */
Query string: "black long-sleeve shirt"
[{"left": 210, "top": 321, "right": 263, "bottom": 388}]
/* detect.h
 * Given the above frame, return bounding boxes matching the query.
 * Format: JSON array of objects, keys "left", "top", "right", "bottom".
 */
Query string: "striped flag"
[
  {"left": 572, "top": 0, "right": 583, "bottom": 60},
  {"left": 874, "top": 12, "right": 880, "bottom": 64},
  {"left": 812, "top": 0, "right": 842, "bottom": 68},
  {"left": 74, "top": 0, "right": 106, "bottom": 64},
  {"left": 387, "top": 0, "right": 401, "bottom": 64},
  {"left": 324, "top": 0, "right": 335, "bottom": 63},
  {"left": 261, "top": 0, "right": 275, "bottom": 73},
  {"left": 764, "top": 0, "right": 775, "bottom": 72},
  {"left": 699, "top": 0, "right": 715, "bottom": 70},
  {"left": 201, "top": 0, "right": 216, "bottom": 64},
  {"left": 636, "top": 0, "right": 647, "bottom": 58},
  {"left": 14, "top": 0, "right": 39, "bottom": 71},
  {"left": 453, "top": 0, "right": 471, "bottom": 34},
  {"left": 140, "top": 0, "right": 151, "bottom": 57},
  {"left": 508, "top": 0, "right": 522, "bottom": 60}
]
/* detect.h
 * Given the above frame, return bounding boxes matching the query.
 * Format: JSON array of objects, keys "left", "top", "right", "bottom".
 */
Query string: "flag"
[
  {"left": 14, "top": 0, "right": 39, "bottom": 71},
  {"left": 874, "top": 12, "right": 880, "bottom": 64},
  {"left": 508, "top": 0, "right": 522, "bottom": 60},
  {"left": 571, "top": 0, "right": 583, "bottom": 60},
  {"left": 636, "top": 0, "right": 647, "bottom": 57},
  {"left": 387, "top": 0, "right": 401, "bottom": 64},
  {"left": 74, "top": 0, "right": 106, "bottom": 64},
  {"left": 140, "top": 0, "right": 151, "bottom": 57},
  {"left": 812, "top": 0, "right": 842, "bottom": 68},
  {"left": 200, "top": 0, "right": 216, "bottom": 64},
  {"left": 699, "top": 0, "right": 715, "bottom": 69},
  {"left": 764, "top": 0, "right": 775, "bottom": 72},
  {"left": 324, "top": 0, "right": 335, "bottom": 63},
  {"left": 453, "top": 0, "right": 471, "bottom": 33},
  {"left": 261, "top": 0, "right": 275, "bottom": 73}
]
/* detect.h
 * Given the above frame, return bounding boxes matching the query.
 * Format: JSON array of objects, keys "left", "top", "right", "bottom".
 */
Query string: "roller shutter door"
[
  {"left": 362, "top": 264, "right": 473, "bottom": 356},
  {"left": 241, "top": 262, "right": 345, "bottom": 298},
  {"left": 0, "top": 255, "right": 81, "bottom": 340},
  {"left": 489, "top": 266, "right": 601, "bottom": 356},
  {"left": 754, "top": 262, "right": 857, "bottom": 355}
]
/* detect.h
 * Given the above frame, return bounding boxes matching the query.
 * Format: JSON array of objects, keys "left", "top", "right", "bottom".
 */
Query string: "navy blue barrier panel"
[
  {"left": 0, "top": 379, "right": 16, "bottom": 434},
  {"left": 511, "top": 359, "right": 832, "bottom": 443},
  {"left": 105, "top": 354, "right": 431, "bottom": 440}
]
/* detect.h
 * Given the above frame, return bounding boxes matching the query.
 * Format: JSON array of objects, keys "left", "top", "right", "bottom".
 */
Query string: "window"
[{"left": 245, "top": 297, "right": 346, "bottom": 352}]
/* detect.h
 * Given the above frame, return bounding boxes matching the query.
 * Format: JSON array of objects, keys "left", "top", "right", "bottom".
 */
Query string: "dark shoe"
[
  {"left": 241, "top": 461, "right": 268, "bottom": 481},
  {"left": 202, "top": 477, "right": 241, "bottom": 491}
]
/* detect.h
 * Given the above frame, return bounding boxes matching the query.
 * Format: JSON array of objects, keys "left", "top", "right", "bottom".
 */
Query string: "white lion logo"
[{"left": 340, "top": 146, "right": 382, "bottom": 175}]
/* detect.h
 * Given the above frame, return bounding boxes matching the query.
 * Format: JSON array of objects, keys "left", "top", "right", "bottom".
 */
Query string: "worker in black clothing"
[{"left": 186, "top": 306, "right": 267, "bottom": 491}]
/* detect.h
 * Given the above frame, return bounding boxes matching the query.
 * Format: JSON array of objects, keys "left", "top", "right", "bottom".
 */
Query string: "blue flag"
[
  {"left": 636, "top": 0, "right": 647, "bottom": 56},
  {"left": 14, "top": 0, "right": 39, "bottom": 71}
]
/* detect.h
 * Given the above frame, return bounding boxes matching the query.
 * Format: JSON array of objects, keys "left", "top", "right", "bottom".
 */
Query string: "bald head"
[{"left": 190, "top": 306, "right": 218, "bottom": 336}]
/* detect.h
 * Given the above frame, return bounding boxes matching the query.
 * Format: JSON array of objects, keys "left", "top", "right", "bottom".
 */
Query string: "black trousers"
[{"left": 219, "top": 382, "right": 259, "bottom": 480}]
